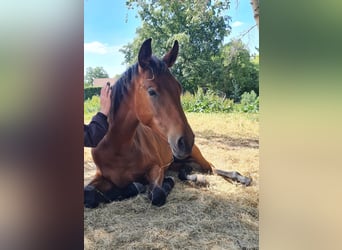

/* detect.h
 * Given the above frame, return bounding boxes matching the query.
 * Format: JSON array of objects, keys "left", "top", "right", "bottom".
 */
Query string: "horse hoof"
[
  {"left": 243, "top": 176, "right": 252, "bottom": 186},
  {"left": 84, "top": 185, "right": 100, "bottom": 208},
  {"left": 149, "top": 186, "right": 166, "bottom": 207},
  {"left": 162, "top": 177, "right": 175, "bottom": 195},
  {"left": 234, "top": 171, "right": 252, "bottom": 186}
]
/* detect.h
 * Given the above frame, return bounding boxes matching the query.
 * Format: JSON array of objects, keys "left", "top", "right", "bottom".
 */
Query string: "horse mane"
[
  {"left": 109, "top": 63, "right": 137, "bottom": 120},
  {"left": 109, "top": 56, "right": 168, "bottom": 121}
]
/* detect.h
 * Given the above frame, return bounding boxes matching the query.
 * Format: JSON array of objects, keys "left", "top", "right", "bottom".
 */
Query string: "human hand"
[{"left": 99, "top": 82, "right": 112, "bottom": 117}]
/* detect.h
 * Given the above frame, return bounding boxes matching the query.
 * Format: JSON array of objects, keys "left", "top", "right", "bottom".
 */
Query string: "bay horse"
[{"left": 84, "top": 38, "right": 251, "bottom": 208}]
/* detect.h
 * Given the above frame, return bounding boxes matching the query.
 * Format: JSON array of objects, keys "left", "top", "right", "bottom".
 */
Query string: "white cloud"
[
  {"left": 84, "top": 41, "right": 127, "bottom": 76},
  {"left": 84, "top": 41, "right": 120, "bottom": 55},
  {"left": 231, "top": 21, "right": 244, "bottom": 27}
]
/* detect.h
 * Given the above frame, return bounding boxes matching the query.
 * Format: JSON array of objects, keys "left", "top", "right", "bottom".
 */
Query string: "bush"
[
  {"left": 181, "top": 88, "right": 234, "bottom": 113},
  {"left": 84, "top": 88, "right": 259, "bottom": 118},
  {"left": 84, "top": 87, "right": 101, "bottom": 100},
  {"left": 84, "top": 95, "right": 100, "bottom": 115},
  {"left": 239, "top": 90, "right": 259, "bottom": 113}
]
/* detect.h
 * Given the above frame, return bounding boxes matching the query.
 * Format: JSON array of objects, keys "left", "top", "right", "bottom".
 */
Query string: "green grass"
[
  {"left": 84, "top": 112, "right": 95, "bottom": 124},
  {"left": 85, "top": 109, "right": 258, "bottom": 138},
  {"left": 185, "top": 112, "right": 258, "bottom": 139},
  {"left": 84, "top": 95, "right": 100, "bottom": 123}
]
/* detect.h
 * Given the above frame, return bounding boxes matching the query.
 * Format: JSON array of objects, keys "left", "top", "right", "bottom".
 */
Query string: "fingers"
[
  {"left": 107, "top": 84, "right": 112, "bottom": 95},
  {"left": 101, "top": 83, "right": 111, "bottom": 97},
  {"left": 99, "top": 83, "right": 112, "bottom": 116}
]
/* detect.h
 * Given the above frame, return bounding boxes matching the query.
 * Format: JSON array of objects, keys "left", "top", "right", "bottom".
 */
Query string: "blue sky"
[{"left": 84, "top": 0, "right": 259, "bottom": 77}]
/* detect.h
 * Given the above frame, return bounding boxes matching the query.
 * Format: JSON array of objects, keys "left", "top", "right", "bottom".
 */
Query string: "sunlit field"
[{"left": 84, "top": 112, "right": 259, "bottom": 249}]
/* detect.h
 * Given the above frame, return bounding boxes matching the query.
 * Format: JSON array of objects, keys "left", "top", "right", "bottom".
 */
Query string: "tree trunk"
[{"left": 250, "top": 0, "right": 259, "bottom": 29}]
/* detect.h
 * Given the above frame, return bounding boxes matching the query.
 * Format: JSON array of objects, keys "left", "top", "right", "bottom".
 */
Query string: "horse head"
[{"left": 134, "top": 38, "right": 194, "bottom": 160}]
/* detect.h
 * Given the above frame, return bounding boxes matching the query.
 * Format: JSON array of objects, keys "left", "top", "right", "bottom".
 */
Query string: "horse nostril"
[{"left": 177, "top": 136, "right": 186, "bottom": 152}]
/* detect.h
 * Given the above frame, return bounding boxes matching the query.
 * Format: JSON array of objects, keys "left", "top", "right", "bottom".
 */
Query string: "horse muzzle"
[{"left": 169, "top": 134, "right": 194, "bottom": 160}]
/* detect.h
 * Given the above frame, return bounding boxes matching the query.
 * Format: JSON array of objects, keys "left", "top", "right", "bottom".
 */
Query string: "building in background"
[{"left": 92, "top": 77, "right": 118, "bottom": 87}]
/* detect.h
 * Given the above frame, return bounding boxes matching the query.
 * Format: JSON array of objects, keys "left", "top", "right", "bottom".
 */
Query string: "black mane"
[{"left": 109, "top": 63, "right": 138, "bottom": 119}]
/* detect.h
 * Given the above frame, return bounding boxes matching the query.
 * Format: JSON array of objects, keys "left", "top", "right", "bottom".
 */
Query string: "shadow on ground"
[{"left": 196, "top": 129, "right": 259, "bottom": 150}]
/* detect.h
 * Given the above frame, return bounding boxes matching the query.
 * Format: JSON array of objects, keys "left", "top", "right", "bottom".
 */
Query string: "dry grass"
[{"left": 84, "top": 113, "right": 259, "bottom": 250}]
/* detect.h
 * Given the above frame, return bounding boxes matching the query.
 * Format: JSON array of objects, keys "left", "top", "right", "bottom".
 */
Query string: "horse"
[{"left": 84, "top": 38, "right": 251, "bottom": 208}]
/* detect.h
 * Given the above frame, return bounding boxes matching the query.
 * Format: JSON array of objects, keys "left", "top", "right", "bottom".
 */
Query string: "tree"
[
  {"left": 215, "top": 39, "right": 259, "bottom": 101},
  {"left": 84, "top": 66, "right": 109, "bottom": 86},
  {"left": 122, "top": 0, "right": 231, "bottom": 93}
]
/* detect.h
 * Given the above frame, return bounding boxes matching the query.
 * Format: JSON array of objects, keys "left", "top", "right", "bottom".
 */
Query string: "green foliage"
[
  {"left": 215, "top": 39, "right": 259, "bottom": 99},
  {"left": 181, "top": 89, "right": 259, "bottom": 113},
  {"left": 239, "top": 90, "right": 259, "bottom": 113},
  {"left": 120, "top": 2, "right": 259, "bottom": 99},
  {"left": 84, "top": 95, "right": 100, "bottom": 116},
  {"left": 83, "top": 88, "right": 258, "bottom": 122},
  {"left": 182, "top": 88, "right": 234, "bottom": 113},
  {"left": 85, "top": 66, "right": 109, "bottom": 86},
  {"left": 230, "top": 79, "right": 241, "bottom": 102},
  {"left": 122, "top": 0, "right": 231, "bottom": 93},
  {"left": 84, "top": 82, "right": 92, "bottom": 88},
  {"left": 84, "top": 87, "right": 101, "bottom": 101}
]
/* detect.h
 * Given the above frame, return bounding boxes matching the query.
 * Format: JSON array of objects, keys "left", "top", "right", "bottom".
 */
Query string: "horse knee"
[{"left": 148, "top": 186, "right": 166, "bottom": 207}]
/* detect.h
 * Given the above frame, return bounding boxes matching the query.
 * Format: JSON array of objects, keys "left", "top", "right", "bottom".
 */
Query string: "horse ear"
[
  {"left": 138, "top": 38, "right": 152, "bottom": 69},
  {"left": 163, "top": 40, "right": 179, "bottom": 68}
]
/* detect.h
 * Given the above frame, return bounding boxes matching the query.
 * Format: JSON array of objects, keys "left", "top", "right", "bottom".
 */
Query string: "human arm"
[
  {"left": 84, "top": 112, "right": 109, "bottom": 147},
  {"left": 84, "top": 84, "right": 112, "bottom": 147}
]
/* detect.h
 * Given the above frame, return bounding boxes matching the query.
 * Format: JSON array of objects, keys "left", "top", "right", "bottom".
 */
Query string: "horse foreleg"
[
  {"left": 84, "top": 171, "right": 115, "bottom": 208},
  {"left": 85, "top": 170, "right": 146, "bottom": 208},
  {"left": 146, "top": 166, "right": 175, "bottom": 206}
]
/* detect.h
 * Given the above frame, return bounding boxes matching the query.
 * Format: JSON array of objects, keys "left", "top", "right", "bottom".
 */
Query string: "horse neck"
[{"left": 107, "top": 92, "right": 139, "bottom": 147}]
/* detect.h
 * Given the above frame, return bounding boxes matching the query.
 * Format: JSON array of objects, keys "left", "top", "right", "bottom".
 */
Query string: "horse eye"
[{"left": 148, "top": 88, "right": 157, "bottom": 97}]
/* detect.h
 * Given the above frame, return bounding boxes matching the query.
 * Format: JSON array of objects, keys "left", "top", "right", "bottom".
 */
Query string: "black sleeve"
[{"left": 84, "top": 112, "right": 109, "bottom": 147}]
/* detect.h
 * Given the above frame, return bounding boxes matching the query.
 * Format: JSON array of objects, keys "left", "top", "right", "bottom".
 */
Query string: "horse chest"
[{"left": 133, "top": 128, "right": 173, "bottom": 165}]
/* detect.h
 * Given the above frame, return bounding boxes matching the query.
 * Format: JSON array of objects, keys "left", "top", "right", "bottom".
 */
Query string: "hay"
[{"left": 84, "top": 113, "right": 259, "bottom": 249}]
